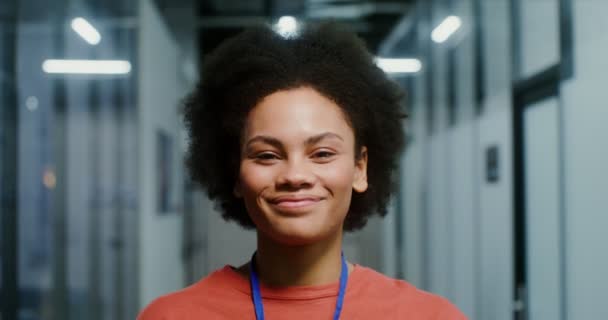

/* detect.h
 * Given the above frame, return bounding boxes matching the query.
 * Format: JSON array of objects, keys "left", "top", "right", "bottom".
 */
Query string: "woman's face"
[{"left": 237, "top": 86, "right": 368, "bottom": 245}]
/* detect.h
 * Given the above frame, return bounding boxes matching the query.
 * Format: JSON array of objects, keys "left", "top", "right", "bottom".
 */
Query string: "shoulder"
[
  {"left": 137, "top": 293, "right": 182, "bottom": 320},
  {"left": 137, "top": 266, "right": 248, "bottom": 320},
  {"left": 350, "top": 265, "right": 468, "bottom": 319},
  {"left": 137, "top": 285, "right": 199, "bottom": 320}
]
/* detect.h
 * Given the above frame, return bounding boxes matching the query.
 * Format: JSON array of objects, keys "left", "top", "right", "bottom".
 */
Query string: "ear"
[{"left": 353, "top": 146, "right": 368, "bottom": 193}]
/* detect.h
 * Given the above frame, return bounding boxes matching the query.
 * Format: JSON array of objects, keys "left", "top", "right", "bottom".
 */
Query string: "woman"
[{"left": 139, "top": 21, "right": 467, "bottom": 319}]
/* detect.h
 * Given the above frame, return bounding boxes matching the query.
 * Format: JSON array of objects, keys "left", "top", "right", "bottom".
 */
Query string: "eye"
[
  {"left": 312, "top": 150, "right": 336, "bottom": 160},
  {"left": 254, "top": 152, "right": 280, "bottom": 162}
]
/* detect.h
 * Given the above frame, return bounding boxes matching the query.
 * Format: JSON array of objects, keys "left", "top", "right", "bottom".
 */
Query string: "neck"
[{"left": 252, "top": 230, "right": 345, "bottom": 287}]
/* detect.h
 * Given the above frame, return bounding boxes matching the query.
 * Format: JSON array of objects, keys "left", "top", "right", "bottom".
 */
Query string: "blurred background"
[{"left": 1, "top": 0, "right": 607, "bottom": 319}]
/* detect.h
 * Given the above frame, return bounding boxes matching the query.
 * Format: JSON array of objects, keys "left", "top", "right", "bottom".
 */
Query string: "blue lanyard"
[{"left": 249, "top": 252, "right": 348, "bottom": 320}]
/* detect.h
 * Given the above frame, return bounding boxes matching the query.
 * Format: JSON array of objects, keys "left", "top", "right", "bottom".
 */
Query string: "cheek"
[
  {"left": 318, "top": 161, "right": 356, "bottom": 191},
  {"left": 239, "top": 163, "right": 273, "bottom": 193}
]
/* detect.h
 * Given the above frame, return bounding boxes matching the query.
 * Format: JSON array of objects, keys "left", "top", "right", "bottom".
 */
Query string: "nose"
[{"left": 276, "top": 158, "right": 315, "bottom": 190}]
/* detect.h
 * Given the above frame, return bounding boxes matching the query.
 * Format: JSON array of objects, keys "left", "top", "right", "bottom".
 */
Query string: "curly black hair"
[{"left": 184, "top": 21, "right": 406, "bottom": 231}]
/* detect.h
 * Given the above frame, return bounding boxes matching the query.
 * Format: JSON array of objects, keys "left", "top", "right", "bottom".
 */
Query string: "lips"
[{"left": 268, "top": 195, "right": 324, "bottom": 210}]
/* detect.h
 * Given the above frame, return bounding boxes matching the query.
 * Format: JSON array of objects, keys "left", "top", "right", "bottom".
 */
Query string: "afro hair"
[{"left": 184, "top": 21, "right": 406, "bottom": 231}]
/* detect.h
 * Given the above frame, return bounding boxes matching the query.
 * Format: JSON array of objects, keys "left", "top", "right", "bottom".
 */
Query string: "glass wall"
[
  {"left": 1, "top": 1, "right": 18, "bottom": 320},
  {"left": 1, "top": 0, "right": 139, "bottom": 319}
]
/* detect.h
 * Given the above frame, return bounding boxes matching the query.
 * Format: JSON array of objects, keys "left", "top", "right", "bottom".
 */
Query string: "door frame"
[
  {"left": 509, "top": 0, "right": 574, "bottom": 317},
  {"left": 512, "top": 65, "right": 566, "bottom": 320}
]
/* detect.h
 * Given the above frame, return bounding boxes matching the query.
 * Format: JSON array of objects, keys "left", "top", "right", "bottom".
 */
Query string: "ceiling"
[
  {"left": 194, "top": 0, "right": 415, "bottom": 58},
  {"left": 11, "top": 0, "right": 414, "bottom": 61}
]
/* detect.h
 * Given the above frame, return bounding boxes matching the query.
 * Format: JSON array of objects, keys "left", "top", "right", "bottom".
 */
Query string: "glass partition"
[{"left": 2, "top": 1, "right": 139, "bottom": 319}]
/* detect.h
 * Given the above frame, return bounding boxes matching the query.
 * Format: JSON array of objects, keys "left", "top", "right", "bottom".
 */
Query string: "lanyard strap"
[{"left": 249, "top": 252, "right": 349, "bottom": 320}]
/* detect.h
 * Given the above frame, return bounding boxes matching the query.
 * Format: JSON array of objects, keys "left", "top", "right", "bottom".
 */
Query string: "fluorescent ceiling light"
[
  {"left": 71, "top": 17, "right": 101, "bottom": 45},
  {"left": 42, "top": 59, "right": 131, "bottom": 74},
  {"left": 276, "top": 16, "right": 298, "bottom": 37},
  {"left": 431, "top": 16, "right": 462, "bottom": 43},
  {"left": 375, "top": 58, "right": 422, "bottom": 74}
]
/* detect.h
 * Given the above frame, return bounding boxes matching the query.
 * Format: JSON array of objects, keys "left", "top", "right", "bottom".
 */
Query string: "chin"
[{"left": 263, "top": 218, "right": 337, "bottom": 246}]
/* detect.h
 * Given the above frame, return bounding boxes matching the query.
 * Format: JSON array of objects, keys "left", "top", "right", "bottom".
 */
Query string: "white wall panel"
[
  {"left": 478, "top": 105, "right": 513, "bottom": 320},
  {"left": 447, "top": 122, "right": 477, "bottom": 318},
  {"left": 138, "top": 0, "right": 185, "bottom": 308},
  {"left": 400, "top": 52, "right": 429, "bottom": 288},
  {"left": 520, "top": 0, "right": 560, "bottom": 78},
  {"left": 101, "top": 103, "right": 119, "bottom": 320},
  {"left": 401, "top": 142, "right": 425, "bottom": 288},
  {"left": 428, "top": 133, "right": 450, "bottom": 297},
  {"left": 390, "top": 1, "right": 608, "bottom": 320},
  {"left": 481, "top": 0, "right": 511, "bottom": 107},
  {"left": 381, "top": 202, "right": 398, "bottom": 278},
  {"left": 523, "top": 99, "right": 563, "bottom": 320},
  {"left": 454, "top": 0, "right": 476, "bottom": 122},
  {"left": 560, "top": 3, "right": 608, "bottom": 318}
]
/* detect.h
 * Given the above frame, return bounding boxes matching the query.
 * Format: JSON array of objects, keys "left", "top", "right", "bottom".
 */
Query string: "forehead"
[{"left": 243, "top": 87, "right": 355, "bottom": 142}]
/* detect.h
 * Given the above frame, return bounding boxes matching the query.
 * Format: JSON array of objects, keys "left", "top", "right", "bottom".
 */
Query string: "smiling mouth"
[
  {"left": 273, "top": 199, "right": 320, "bottom": 208},
  {"left": 268, "top": 196, "right": 324, "bottom": 211}
]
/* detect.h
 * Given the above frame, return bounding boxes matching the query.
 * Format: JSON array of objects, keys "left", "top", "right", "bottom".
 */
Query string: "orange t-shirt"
[{"left": 138, "top": 264, "right": 467, "bottom": 319}]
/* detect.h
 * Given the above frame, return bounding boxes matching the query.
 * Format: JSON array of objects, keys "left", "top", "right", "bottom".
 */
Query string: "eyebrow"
[
  {"left": 305, "top": 132, "right": 344, "bottom": 145},
  {"left": 244, "top": 132, "right": 344, "bottom": 150}
]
